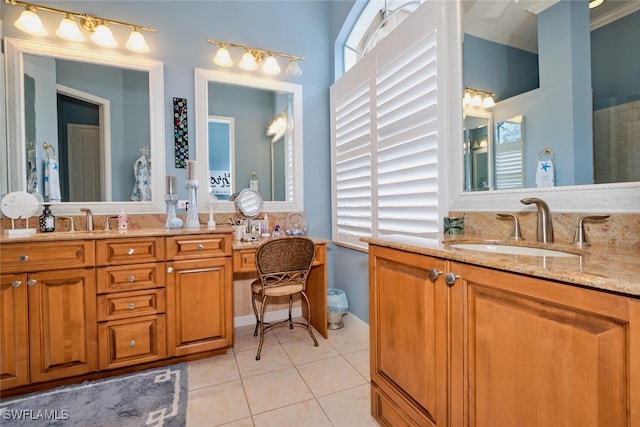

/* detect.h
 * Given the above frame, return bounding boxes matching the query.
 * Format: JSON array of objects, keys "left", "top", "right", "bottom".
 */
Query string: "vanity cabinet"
[
  {"left": 166, "top": 234, "right": 233, "bottom": 356},
  {"left": 0, "top": 241, "right": 97, "bottom": 389},
  {"left": 368, "top": 244, "right": 640, "bottom": 427},
  {"left": 95, "top": 238, "right": 166, "bottom": 370}
]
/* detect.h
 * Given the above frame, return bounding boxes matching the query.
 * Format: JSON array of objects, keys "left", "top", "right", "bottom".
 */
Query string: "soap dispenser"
[
  {"left": 117, "top": 209, "right": 128, "bottom": 231},
  {"left": 39, "top": 204, "right": 55, "bottom": 232}
]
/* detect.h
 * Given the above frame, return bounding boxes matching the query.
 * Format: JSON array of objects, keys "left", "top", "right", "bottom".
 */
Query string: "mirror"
[
  {"left": 451, "top": 1, "right": 639, "bottom": 212},
  {"left": 195, "top": 68, "right": 304, "bottom": 213},
  {"left": 461, "top": 1, "right": 639, "bottom": 190},
  {"left": 463, "top": 111, "right": 492, "bottom": 191},
  {"left": 0, "top": 52, "right": 7, "bottom": 197},
  {"left": 230, "top": 188, "right": 263, "bottom": 219},
  {"left": 5, "top": 38, "right": 165, "bottom": 215}
]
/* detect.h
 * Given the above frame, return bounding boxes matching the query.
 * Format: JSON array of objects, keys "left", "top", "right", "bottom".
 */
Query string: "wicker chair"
[{"left": 251, "top": 237, "right": 319, "bottom": 360}]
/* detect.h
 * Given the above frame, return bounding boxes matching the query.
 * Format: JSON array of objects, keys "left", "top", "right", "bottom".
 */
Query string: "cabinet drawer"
[
  {"left": 97, "top": 289, "right": 166, "bottom": 321},
  {"left": 167, "top": 234, "right": 231, "bottom": 260},
  {"left": 0, "top": 240, "right": 94, "bottom": 273},
  {"left": 98, "top": 315, "right": 166, "bottom": 370},
  {"left": 97, "top": 263, "right": 165, "bottom": 293},
  {"left": 96, "top": 238, "right": 164, "bottom": 265},
  {"left": 233, "top": 243, "right": 325, "bottom": 273}
]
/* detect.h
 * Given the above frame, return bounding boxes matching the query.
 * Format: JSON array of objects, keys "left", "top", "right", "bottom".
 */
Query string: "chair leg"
[
  {"left": 256, "top": 295, "right": 269, "bottom": 360},
  {"left": 251, "top": 292, "right": 260, "bottom": 337},
  {"left": 300, "top": 291, "right": 318, "bottom": 347},
  {"left": 288, "top": 295, "right": 294, "bottom": 329}
]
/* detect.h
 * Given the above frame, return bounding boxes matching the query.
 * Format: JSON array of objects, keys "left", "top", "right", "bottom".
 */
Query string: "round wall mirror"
[{"left": 230, "top": 188, "right": 263, "bottom": 219}]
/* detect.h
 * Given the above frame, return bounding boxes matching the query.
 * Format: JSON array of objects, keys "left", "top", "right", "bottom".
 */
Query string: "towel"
[
  {"left": 131, "top": 153, "right": 152, "bottom": 201},
  {"left": 27, "top": 148, "right": 38, "bottom": 194},
  {"left": 44, "top": 158, "right": 61, "bottom": 203},
  {"left": 536, "top": 159, "right": 555, "bottom": 188}
]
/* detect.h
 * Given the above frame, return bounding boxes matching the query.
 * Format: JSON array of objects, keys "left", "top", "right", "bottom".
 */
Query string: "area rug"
[{"left": 0, "top": 363, "right": 188, "bottom": 426}]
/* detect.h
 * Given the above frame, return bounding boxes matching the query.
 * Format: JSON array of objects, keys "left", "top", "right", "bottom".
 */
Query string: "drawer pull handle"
[
  {"left": 128, "top": 275, "right": 135, "bottom": 283},
  {"left": 128, "top": 303, "right": 136, "bottom": 310},
  {"left": 197, "top": 244, "right": 204, "bottom": 251},
  {"left": 428, "top": 268, "right": 442, "bottom": 281},
  {"left": 12, "top": 280, "right": 22, "bottom": 288},
  {"left": 19, "top": 255, "right": 29, "bottom": 262},
  {"left": 167, "top": 267, "right": 174, "bottom": 274},
  {"left": 27, "top": 279, "right": 37, "bottom": 287},
  {"left": 445, "top": 272, "right": 460, "bottom": 287},
  {"left": 128, "top": 340, "right": 136, "bottom": 348},
  {"left": 127, "top": 248, "right": 135, "bottom": 256}
]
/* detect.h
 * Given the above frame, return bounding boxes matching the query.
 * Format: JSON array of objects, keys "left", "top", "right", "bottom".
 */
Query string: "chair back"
[{"left": 255, "top": 237, "right": 315, "bottom": 291}]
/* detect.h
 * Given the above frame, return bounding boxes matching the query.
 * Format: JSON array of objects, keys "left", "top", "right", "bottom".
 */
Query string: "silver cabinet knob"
[
  {"left": 11, "top": 280, "right": 22, "bottom": 288},
  {"left": 128, "top": 303, "right": 136, "bottom": 310},
  {"left": 197, "top": 244, "right": 204, "bottom": 251},
  {"left": 27, "top": 279, "right": 37, "bottom": 287},
  {"left": 167, "top": 266, "right": 174, "bottom": 274},
  {"left": 127, "top": 248, "right": 135, "bottom": 256},
  {"left": 127, "top": 275, "right": 135, "bottom": 283},
  {"left": 444, "top": 272, "right": 459, "bottom": 286},
  {"left": 19, "top": 255, "right": 29, "bottom": 262},
  {"left": 428, "top": 268, "right": 442, "bottom": 281},
  {"left": 128, "top": 340, "right": 136, "bottom": 348}
]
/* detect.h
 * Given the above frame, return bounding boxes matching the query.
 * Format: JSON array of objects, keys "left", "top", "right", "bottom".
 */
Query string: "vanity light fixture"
[
  {"left": 589, "top": 0, "right": 604, "bottom": 9},
  {"left": 5, "top": 0, "right": 156, "bottom": 52},
  {"left": 207, "top": 38, "right": 305, "bottom": 77},
  {"left": 463, "top": 88, "right": 496, "bottom": 109}
]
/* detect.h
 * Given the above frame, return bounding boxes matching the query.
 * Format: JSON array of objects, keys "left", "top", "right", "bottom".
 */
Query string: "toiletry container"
[
  {"left": 117, "top": 209, "right": 128, "bottom": 230},
  {"left": 39, "top": 204, "right": 55, "bottom": 232}
]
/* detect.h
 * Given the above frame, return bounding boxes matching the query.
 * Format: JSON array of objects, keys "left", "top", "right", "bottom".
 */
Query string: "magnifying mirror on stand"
[{"left": 229, "top": 189, "right": 263, "bottom": 241}]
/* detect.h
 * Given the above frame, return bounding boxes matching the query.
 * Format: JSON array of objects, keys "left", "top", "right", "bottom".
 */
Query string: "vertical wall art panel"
[{"left": 173, "top": 97, "right": 188, "bottom": 168}]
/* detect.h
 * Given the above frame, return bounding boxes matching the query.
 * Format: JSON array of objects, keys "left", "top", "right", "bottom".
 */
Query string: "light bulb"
[
  {"left": 213, "top": 46, "right": 233, "bottom": 67},
  {"left": 56, "top": 16, "right": 85, "bottom": 42},
  {"left": 239, "top": 51, "right": 258, "bottom": 71},
  {"left": 285, "top": 59, "right": 303, "bottom": 77},
  {"left": 262, "top": 54, "right": 280, "bottom": 75},
  {"left": 15, "top": 9, "right": 47, "bottom": 37},
  {"left": 463, "top": 92, "right": 472, "bottom": 106},
  {"left": 126, "top": 29, "right": 149, "bottom": 53},
  {"left": 470, "top": 94, "right": 483, "bottom": 107},
  {"left": 482, "top": 95, "right": 496, "bottom": 108},
  {"left": 91, "top": 23, "right": 117, "bottom": 48}
]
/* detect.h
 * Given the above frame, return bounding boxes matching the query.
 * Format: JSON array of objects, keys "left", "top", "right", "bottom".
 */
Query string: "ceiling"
[{"left": 462, "top": 0, "right": 640, "bottom": 53}]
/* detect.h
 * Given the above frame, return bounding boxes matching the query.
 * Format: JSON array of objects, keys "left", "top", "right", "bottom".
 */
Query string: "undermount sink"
[{"left": 448, "top": 243, "right": 579, "bottom": 257}]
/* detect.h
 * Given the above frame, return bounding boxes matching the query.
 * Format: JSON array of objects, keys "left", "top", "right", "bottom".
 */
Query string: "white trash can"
[{"left": 327, "top": 289, "right": 348, "bottom": 330}]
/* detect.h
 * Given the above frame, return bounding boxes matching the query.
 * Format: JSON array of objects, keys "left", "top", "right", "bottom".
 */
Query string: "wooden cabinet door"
[
  {"left": 0, "top": 273, "right": 29, "bottom": 390},
  {"left": 166, "top": 257, "right": 233, "bottom": 356},
  {"left": 449, "top": 261, "right": 640, "bottom": 427},
  {"left": 369, "top": 245, "right": 448, "bottom": 427},
  {"left": 28, "top": 268, "right": 97, "bottom": 383}
]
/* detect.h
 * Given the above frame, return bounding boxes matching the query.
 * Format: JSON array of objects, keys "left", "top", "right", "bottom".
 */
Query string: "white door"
[{"left": 67, "top": 124, "right": 101, "bottom": 202}]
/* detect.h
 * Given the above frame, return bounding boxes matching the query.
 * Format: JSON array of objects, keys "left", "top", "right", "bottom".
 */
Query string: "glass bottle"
[{"left": 39, "top": 204, "right": 55, "bottom": 232}]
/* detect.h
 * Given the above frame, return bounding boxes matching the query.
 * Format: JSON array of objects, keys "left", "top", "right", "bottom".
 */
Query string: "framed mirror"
[
  {"left": 463, "top": 111, "right": 492, "bottom": 192},
  {"left": 5, "top": 38, "right": 165, "bottom": 215},
  {"left": 450, "top": 1, "right": 640, "bottom": 212},
  {"left": 194, "top": 68, "right": 304, "bottom": 213}
]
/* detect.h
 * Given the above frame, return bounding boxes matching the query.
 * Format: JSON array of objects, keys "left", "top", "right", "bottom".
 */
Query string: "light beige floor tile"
[
  {"left": 281, "top": 335, "right": 338, "bottom": 365},
  {"left": 242, "top": 366, "right": 313, "bottom": 415},
  {"left": 217, "top": 417, "right": 254, "bottom": 427},
  {"left": 235, "top": 344, "right": 294, "bottom": 378},
  {"left": 341, "top": 312, "right": 370, "bottom": 331},
  {"left": 186, "top": 380, "right": 251, "bottom": 427},
  {"left": 343, "top": 348, "right": 371, "bottom": 380},
  {"left": 252, "top": 399, "right": 332, "bottom": 427},
  {"left": 272, "top": 318, "right": 322, "bottom": 344},
  {"left": 233, "top": 324, "right": 279, "bottom": 353},
  {"left": 297, "top": 355, "right": 368, "bottom": 397},
  {"left": 328, "top": 326, "right": 369, "bottom": 355},
  {"left": 188, "top": 352, "right": 239, "bottom": 390},
  {"left": 318, "top": 383, "right": 379, "bottom": 427}
]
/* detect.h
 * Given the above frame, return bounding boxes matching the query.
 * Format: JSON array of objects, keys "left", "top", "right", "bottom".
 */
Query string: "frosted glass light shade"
[
  {"left": 56, "top": 17, "right": 85, "bottom": 42},
  {"left": 285, "top": 59, "right": 303, "bottom": 77},
  {"left": 213, "top": 46, "right": 233, "bottom": 67},
  {"left": 91, "top": 24, "right": 117, "bottom": 48},
  {"left": 262, "top": 55, "right": 280, "bottom": 75},
  {"left": 470, "top": 94, "right": 483, "bottom": 107},
  {"left": 15, "top": 9, "right": 47, "bottom": 36},
  {"left": 482, "top": 96, "right": 496, "bottom": 108},
  {"left": 126, "top": 29, "right": 149, "bottom": 52},
  {"left": 239, "top": 51, "right": 258, "bottom": 71}
]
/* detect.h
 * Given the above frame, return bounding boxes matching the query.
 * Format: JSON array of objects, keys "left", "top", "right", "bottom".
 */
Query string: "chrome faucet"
[
  {"left": 520, "top": 198, "right": 554, "bottom": 243},
  {"left": 80, "top": 208, "right": 94, "bottom": 231}
]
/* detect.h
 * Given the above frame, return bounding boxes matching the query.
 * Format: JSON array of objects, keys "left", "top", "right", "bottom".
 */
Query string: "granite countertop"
[{"left": 362, "top": 234, "right": 640, "bottom": 298}]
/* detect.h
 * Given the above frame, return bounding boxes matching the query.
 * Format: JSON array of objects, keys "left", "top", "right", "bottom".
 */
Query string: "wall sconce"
[
  {"left": 266, "top": 111, "right": 288, "bottom": 142},
  {"left": 4, "top": 0, "right": 156, "bottom": 52},
  {"left": 463, "top": 88, "right": 496, "bottom": 109},
  {"left": 207, "top": 39, "right": 305, "bottom": 77}
]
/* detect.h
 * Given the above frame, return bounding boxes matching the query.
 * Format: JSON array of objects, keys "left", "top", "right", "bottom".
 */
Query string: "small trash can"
[{"left": 327, "top": 289, "right": 349, "bottom": 330}]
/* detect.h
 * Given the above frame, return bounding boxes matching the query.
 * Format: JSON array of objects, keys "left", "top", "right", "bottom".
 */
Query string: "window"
[{"left": 331, "top": 1, "right": 449, "bottom": 250}]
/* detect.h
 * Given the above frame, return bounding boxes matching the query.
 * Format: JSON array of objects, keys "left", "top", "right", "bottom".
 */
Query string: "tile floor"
[{"left": 186, "top": 314, "right": 380, "bottom": 427}]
